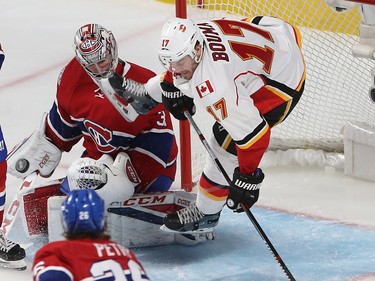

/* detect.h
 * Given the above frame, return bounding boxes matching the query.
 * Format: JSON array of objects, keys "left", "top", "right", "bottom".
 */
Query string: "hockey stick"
[
  {"left": 1, "top": 172, "right": 38, "bottom": 236},
  {"left": 184, "top": 111, "right": 296, "bottom": 281}
]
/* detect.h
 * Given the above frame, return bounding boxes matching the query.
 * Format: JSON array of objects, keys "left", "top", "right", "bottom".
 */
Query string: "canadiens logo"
[
  {"left": 80, "top": 38, "right": 100, "bottom": 52},
  {"left": 84, "top": 120, "right": 116, "bottom": 153}
]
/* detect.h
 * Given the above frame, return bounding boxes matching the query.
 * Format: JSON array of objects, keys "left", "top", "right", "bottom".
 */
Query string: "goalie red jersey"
[{"left": 45, "top": 57, "right": 178, "bottom": 193}]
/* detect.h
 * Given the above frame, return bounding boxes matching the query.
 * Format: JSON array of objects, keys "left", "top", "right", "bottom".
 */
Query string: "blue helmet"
[{"left": 61, "top": 189, "right": 105, "bottom": 233}]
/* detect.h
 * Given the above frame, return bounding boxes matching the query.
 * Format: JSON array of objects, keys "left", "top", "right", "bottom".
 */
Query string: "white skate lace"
[
  {"left": 124, "top": 78, "right": 148, "bottom": 97},
  {"left": 177, "top": 204, "right": 205, "bottom": 224},
  {"left": 0, "top": 231, "right": 17, "bottom": 253}
]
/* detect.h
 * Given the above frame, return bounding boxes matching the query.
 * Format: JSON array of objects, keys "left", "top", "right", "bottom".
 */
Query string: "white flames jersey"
[
  {"left": 174, "top": 16, "right": 306, "bottom": 174},
  {"left": 179, "top": 16, "right": 305, "bottom": 140}
]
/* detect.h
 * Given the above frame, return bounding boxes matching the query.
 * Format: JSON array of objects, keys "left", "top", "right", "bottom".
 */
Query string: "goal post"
[{"left": 173, "top": 0, "right": 375, "bottom": 190}]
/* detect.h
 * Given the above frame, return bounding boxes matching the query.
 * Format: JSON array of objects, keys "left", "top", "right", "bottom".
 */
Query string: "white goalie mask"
[
  {"left": 74, "top": 23, "right": 118, "bottom": 79},
  {"left": 158, "top": 18, "right": 204, "bottom": 72}
]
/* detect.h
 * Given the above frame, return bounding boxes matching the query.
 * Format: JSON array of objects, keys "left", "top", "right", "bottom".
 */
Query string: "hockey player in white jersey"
[{"left": 147, "top": 16, "right": 306, "bottom": 232}]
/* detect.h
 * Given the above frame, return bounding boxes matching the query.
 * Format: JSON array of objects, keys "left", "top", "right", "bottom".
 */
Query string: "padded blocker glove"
[
  {"left": 226, "top": 167, "right": 264, "bottom": 212},
  {"left": 161, "top": 80, "right": 196, "bottom": 120}
]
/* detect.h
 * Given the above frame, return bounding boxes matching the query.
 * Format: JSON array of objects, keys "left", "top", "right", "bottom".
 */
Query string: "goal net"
[{"left": 177, "top": 0, "right": 375, "bottom": 184}]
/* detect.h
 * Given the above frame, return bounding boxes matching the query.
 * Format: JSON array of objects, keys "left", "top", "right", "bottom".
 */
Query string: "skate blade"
[
  {"left": 0, "top": 258, "right": 27, "bottom": 270},
  {"left": 160, "top": 224, "right": 214, "bottom": 234}
]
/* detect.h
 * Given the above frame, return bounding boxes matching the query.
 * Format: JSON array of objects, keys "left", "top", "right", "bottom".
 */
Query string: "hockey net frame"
[{"left": 174, "top": 0, "right": 375, "bottom": 191}]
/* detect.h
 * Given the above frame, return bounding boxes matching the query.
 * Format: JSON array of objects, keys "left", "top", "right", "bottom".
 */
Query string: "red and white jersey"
[
  {"left": 32, "top": 238, "right": 149, "bottom": 281},
  {"left": 172, "top": 16, "right": 305, "bottom": 174},
  {"left": 45, "top": 58, "right": 178, "bottom": 192}
]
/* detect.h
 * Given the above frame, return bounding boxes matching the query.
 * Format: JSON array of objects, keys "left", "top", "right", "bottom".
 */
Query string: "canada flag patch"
[{"left": 196, "top": 80, "right": 214, "bottom": 98}]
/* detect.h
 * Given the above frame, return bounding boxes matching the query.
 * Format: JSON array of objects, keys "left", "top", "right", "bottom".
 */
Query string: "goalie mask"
[
  {"left": 74, "top": 23, "right": 118, "bottom": 79},
  {"left": 158, "top": 18, "right": 204, "bottom": 73},
  {"left": 62, "top": 189, "right": 105, "bottom": 233}
]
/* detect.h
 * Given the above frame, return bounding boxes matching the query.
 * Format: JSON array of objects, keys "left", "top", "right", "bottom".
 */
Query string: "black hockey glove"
[
  {"left": 161, "top": 80, "right": 196, "bottom": 121},
  {"left": 226, "top": 167, "right": 264, "bottom": 213}
]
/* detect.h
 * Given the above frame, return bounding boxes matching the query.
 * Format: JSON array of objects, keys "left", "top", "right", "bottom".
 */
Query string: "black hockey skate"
[
  {"left": 0, "top": 230, "right": 26, "bottom": 270},
  {"left": 161, "top": 204, "right": 220, "bottom": 234}
]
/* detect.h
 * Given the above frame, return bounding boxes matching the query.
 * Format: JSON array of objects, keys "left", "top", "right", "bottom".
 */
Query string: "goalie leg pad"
[
  {"left": 106, "top": 191, "right": 214, "bottom": 247},
  {"left": 47, "top": 196, "right": 66, "bottom": 242},
  {"left": 20, "top": 179, "right": 64, "bottom": 237},
  {"left": 48, "top": 191, "right": 214, "bottom": 246}
]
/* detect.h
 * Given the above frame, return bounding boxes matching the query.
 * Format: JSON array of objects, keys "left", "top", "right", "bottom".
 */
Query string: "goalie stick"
[{"left": 183, "top": 111, "right": 296, "bottom": 281}]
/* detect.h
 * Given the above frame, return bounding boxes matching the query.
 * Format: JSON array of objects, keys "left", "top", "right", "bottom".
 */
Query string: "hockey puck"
[{"left": 15, "top": 158, "right": 30, "bottom": 173}]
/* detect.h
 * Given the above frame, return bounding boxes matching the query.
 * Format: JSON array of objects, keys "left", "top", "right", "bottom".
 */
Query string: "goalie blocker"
[{"left": 7, "top": 113, "right": 62, "bottom": 179}]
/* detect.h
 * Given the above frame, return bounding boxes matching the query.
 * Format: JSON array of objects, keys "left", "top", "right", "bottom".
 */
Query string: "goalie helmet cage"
[{"left": 175, "top": 0, "right": 375, "bottom": 191}]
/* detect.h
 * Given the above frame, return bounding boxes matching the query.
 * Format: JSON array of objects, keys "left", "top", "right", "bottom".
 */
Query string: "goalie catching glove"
[
  {"left": 226, "top": 167, "right": 264, "bottom": 212},
  {"left": 64, "top": 153, "right": 139, "bottom": 209},
  {"left": 160, "top": 72, "right": 195, "bottom": 120}
]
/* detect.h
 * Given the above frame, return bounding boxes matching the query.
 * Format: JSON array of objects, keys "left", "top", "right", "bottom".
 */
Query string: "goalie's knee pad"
[
  {"left": 65, "top": 152, "right": 139, "bottom": 208},
  {"left": 7, "top": 113, "right": 62, "bottom": 178}
]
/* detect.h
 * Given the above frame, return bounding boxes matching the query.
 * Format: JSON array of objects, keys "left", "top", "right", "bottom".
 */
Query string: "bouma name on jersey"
[{"left": 197, "top": 22, "right": 229, "bottom": 62}]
